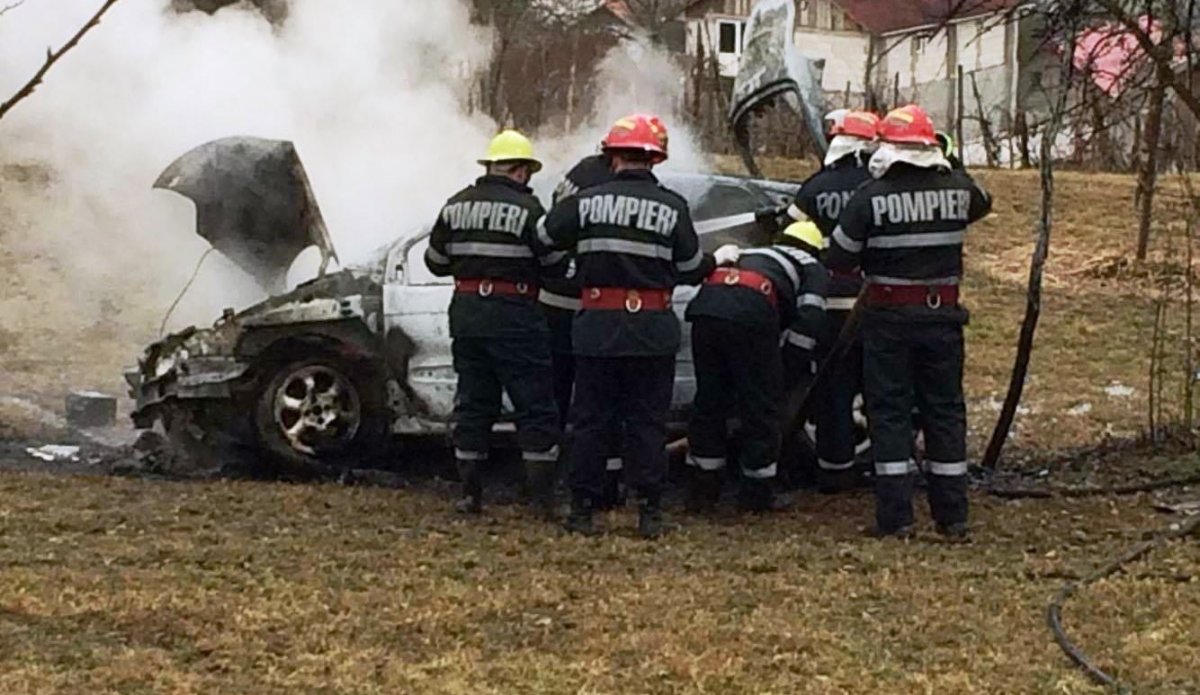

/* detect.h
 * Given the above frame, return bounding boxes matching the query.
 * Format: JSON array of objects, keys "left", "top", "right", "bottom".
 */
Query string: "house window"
[
  {"left": 718, "top": 20, "right": 744, "bottom": 55},
  {"left": 912, "top": 35, "right": 927, "bottom": 55},
  {"left": 797, "top": 1, "right": 813, "bottom": 27}
]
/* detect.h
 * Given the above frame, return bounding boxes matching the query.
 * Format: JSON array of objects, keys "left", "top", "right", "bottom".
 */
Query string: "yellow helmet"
[
  {"left": 783, "top": 221, "right": 825, "bottom": 250},
  {"left": 479, "top": 130, "right": 543, "bottom": 173}
]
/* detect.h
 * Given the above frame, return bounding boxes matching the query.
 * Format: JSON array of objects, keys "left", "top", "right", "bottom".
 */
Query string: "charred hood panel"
[{"left": 155, "top": 136, "right": 338, "bottom": 292}]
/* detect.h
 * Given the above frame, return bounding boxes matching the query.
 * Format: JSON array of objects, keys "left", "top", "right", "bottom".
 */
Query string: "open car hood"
[
  {"left": 729, "top": 0, "right": 828, "bottom": 175},
  {"left": 155, "top": 137, "right": 338, "bottom": 292}
]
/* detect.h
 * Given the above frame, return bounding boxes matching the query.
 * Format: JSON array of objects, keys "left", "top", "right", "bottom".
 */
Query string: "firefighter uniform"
[
  {"left": 425, "top": 130, "right": 564, "bottom": 516},
  {"left": 539, "top": 113, "right": 713, "bottom": 538},
  {"left": 684, "top": 223, "right": 828, "bottom": 512},
  {"left": 827, "top": 105, "right": 993, "bottom": 537},
  {"left": 792, "top": 111, "right": 878, "bottom": 491},
  {"left": 544, "top": 154, "right": 625, "bottom": 507}
]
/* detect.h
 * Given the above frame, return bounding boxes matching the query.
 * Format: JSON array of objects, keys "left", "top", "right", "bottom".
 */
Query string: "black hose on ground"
[{"left": 1047, "top": 512, "right": 1200, "bottom": 692}]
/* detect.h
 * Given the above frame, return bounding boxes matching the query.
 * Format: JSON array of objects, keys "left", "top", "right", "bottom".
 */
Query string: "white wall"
[
  {"left": 956, "top": 17, "right": 1008, "bottom": 72},
  {"left": 794, "top": 28, "right": 871, "bottom": 92},
  {"left": 684, "top": 15, "right": 747, "bottom": 78}
]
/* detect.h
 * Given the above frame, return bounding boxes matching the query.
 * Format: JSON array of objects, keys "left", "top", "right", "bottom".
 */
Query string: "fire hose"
[{"left": 1048, "top": 512, "right": 1200, "bottom": 692}]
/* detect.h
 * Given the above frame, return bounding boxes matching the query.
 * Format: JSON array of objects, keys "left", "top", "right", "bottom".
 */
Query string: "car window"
[
  {"left": 664, "top": 174, "right": 789, "bottom": 249},
  {"left": 401, "top": 232, "right": 452, "bottom": 286}
]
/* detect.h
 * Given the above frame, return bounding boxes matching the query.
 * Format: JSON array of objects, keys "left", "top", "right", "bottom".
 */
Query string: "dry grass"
[{"left": 0, "top": 471, "right": 1197, "bottom": 694}]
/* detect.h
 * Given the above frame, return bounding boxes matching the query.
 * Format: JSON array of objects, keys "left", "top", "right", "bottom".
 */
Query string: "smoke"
[
  {"left": 0, "top": 0, "right": 708, "bottom": 338},
  {"left": 533, "top": 35, "right": 711, "bottom": 200}
]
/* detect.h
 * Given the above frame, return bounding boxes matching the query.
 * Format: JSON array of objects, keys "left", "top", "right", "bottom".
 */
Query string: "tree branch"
[
  {"left": 0, "top": 0, "right": 121, "bottom": 122},
  {"left": 0, "top": 1, "right": 27, "bottom": 18},
  {"left": 1092, "top": 0, "right": 1200, "bottom": 120}
]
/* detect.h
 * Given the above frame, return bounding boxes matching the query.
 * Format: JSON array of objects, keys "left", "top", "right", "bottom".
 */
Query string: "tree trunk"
[
  {"left": 1137, "top": 77, "right": 1167, "bottom": 261},
  {"left": 981, "top": 27, "right": 1078, "bottom": 471}
]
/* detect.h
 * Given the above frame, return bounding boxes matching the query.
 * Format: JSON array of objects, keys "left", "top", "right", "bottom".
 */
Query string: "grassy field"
[
  {"left": 0, "top": 471, "right": 1196, "bottom": 694},
  {"left": 0, "top": 161, "right": 1198, "bottom": 692}
]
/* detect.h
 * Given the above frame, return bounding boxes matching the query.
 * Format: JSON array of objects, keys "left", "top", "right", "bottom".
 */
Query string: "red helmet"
[
  {"left": 601, "top": 113, "right": 669, "bottom": 163},
  {"left": 832, "top": 111, "right": 880, "bottom": 140},
  {"left": 878, "top": 105, "right": 938, "bottom": 146}
]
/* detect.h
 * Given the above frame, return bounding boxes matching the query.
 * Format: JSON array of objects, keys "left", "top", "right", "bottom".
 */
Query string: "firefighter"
[
  {"left": 544, "top": 152, "right": 626, "bottom": 509},
  {"left": 425, "top": 130, "right": 565, "bottom": 518},
  {"left": 792, "top": 110, "right": 879, "bottom": 492},
  {"left": 539, "top": 113, "right": 713, "bottom": 539},
  {"left": 684, "top": 220, "right": 828, "bottom": 513},
  {"left": 826, "top": 105, "right": 993, "bottom": 539}
]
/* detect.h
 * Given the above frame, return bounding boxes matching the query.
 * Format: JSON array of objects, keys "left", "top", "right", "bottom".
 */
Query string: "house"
[{"left": 679, "top": 0, "right": 1026, "bottom": 146}]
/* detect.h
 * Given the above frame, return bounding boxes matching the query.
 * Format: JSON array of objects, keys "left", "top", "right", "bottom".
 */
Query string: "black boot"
[
  {"left": 817, "top": 467, "right": 860, "bottom": 495},
  {"left": 873, "top": 474, "right": 916, "bottom": 537},
  {"left": 564, "top": 494, "right": 597, "bottom": 536},
  {"left": 455, "top": 460, "right": 483, "bottom": 514},
  {"left": 524, "top": 459, "right": 557, "bottom": 521},
  {"left": 637, "top": 496, "right": 666, "bottom": 539},
  {"left": 738, "top": 479, "right": 791, "bottom": 514},
  {"left": 597, "top": 468, "right": 626, "bottom": 511},
  {"left": 928, "top": 474, "right": 969, "bottom": 535},
  {"left": 685, "top": 470, "right": 722, "bottom": 514}
]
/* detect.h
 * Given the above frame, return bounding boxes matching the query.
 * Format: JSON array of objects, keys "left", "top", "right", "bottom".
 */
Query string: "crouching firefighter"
[
  {"left": 684, "top": 221, "right": 828, "bottom": 513},
  {"left": 826, "top": 105, "right": 993, "bottom": 539},
  {"left": 425, "top": 130, "right": 565, "bottom": 518},
  {"left": 544, "top": 151, "right": 626, "bottom": 509},
  {"left": 539, "top": 113, "right": 714, "bottom": 538},
  {"left": 792, "top": 110, "right": 879, "bottom": 492}
]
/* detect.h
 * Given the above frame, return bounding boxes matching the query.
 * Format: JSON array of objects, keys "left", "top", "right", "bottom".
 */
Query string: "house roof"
[{"left": 836, "top": 0, "right": 1021, "bottom": 35}]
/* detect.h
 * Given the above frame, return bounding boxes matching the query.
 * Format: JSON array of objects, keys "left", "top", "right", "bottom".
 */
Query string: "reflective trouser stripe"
[
  {"left": 826, "top": 297, "right": 858, "bottom": 311},
  {"left": 538, "top": 289, "right": 582, "bottom": 312},
  {"left": 928, "top": 460, "right": 968, "bottom": 476},
  {"left": 742, "top": 463, "right": 778, "bottom": 480},
  {"left": 523, "top": 446, "right": 561, "bottom": 462},
  {"left": 819, "top": 458, "right": 855, "bottom": 472},
  {"left": 606, "top": 457, "right": 624, "bottom": 472},
  {"left": 687, "top": 454, "right": 727, "bottom": 471},
  {"left": 875, "top": 460, "right": 913, "bottom": 476},
  {"left": 456, "top": 449, "right": 488, "bottom": 461}
]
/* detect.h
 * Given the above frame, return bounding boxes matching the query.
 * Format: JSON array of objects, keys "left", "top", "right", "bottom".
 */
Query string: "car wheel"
[{"left": 253, "top": 356, "right": 386, "bottom": 474}]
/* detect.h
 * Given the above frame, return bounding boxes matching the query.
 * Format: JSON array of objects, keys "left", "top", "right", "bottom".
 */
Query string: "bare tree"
[
  {"left": 982, "top": 4, "right": 1081, "bottom": 470},
  {"left": 0, "top": 0, "right": 123, "bottom": 122}
]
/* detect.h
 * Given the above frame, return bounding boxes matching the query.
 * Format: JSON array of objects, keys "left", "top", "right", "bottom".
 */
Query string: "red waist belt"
[
  {"left": 867, "top": 284, "right": 959, "bottom": 308},
  {"left": 455, "top": 278, "right": 537, "bottom": 298},
  {"left": 580, "top": 287, "right": 673, "bottom": 313},
  {"left": 705, "top": 268, "right": 778, "bottom": 308}
]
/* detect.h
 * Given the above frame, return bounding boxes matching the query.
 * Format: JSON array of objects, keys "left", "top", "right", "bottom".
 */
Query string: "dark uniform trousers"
[
  {"left": 814, "top": 309, "right": 864, "bottom": 483},
  {"left": 544, "top": 305, "right": 577, "bottom": 423},
  {"left": 451, "top": 334, "right": 560, "bottom": 463},
  {"left": 569, "top": 355, "right": 675, "bottom": 501},
  {"left": 687, "top": 319, "right": 782, "bottom": 480},
  {"left": 862, "top": 318, "right": 968, "bottom": 530}
]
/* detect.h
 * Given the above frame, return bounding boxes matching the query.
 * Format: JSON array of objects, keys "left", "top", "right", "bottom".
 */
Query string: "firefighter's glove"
[{"left": 714, "top": 244, "right": 742, "bottom": 266}]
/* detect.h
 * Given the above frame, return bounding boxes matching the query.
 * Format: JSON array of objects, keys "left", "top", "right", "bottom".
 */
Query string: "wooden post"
[{"left": 957, "top": 65, "right": 966, "bottom": 164}]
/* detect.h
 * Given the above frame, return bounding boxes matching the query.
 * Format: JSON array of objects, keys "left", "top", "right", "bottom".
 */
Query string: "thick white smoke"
[
  {"left": 534, "top": 36, "right": 711, "bottom": 200},
  {"left": 0, "top": 0, "right": 709, "bottom": 338}
]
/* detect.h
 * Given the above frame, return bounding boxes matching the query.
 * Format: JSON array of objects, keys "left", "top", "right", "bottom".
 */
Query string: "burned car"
[{"left": 128, "top": 136, "right": 804, "bottom": 471}]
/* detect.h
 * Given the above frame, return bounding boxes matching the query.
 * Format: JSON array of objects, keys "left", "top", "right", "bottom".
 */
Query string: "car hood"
[
  {"left": 155, "top": 136, "right": 338, "bottom": 293},
  {"left": 729, "top": 0, "right": 828, "bottom": 173}
]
